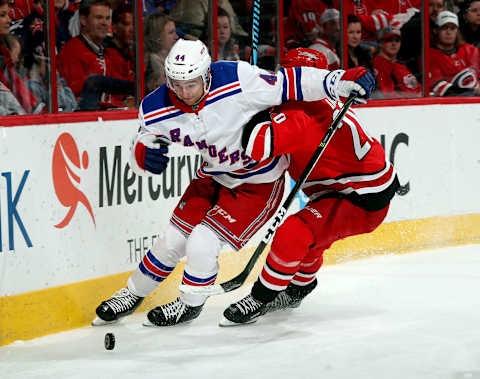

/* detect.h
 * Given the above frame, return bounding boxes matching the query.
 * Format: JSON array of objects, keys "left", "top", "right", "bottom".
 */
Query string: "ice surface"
[{"left": 1, "top": 244, "right": 480, "bottom": 379}]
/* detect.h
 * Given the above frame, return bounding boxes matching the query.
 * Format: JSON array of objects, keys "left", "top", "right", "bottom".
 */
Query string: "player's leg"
[
  {"left": 93, "top": 223, "right": 187, "bottom": 325},
  {"left": 93, "top": 179, "right": 215, "bottom": 325},
  {"left": 222, "top": 198, "right": 389, "bottom": 325},
  {"left": 146, "top": 223, "right": 222, "bottom": 326},
  {"left": 287, "top": 197, "right": 390, "bottom": 299},
  {"left": 222, "top": 213, "right": 314, "bottom": 325},
  {"left": 146, "top": 177, "right": 285, "bottom": 326}
]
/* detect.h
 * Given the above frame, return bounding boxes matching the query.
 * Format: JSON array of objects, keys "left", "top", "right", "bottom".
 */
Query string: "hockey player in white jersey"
[{"left": 93, "top": 39, "right": 375, "bottom": 327}]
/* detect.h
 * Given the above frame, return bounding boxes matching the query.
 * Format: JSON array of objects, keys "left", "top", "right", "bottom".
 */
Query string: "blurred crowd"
[{"left": 1, "top": 0, "right": 480, "bottom": 115}]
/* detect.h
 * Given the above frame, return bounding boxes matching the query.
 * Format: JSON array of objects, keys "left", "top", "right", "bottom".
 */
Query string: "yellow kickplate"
[{"left": 1, "top": 214, "right": 479, "bottom": 346}]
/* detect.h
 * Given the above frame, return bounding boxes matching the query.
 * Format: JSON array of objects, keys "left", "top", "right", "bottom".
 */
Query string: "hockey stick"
[
  {"left": 179, "top": 94, "right": 357, "bottom": 296},
  {"left": 251, "top": 0, "right": 260, "bottom": 65}
]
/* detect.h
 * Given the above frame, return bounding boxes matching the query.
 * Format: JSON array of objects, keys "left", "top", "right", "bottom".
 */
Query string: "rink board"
[{"left": 1, "top": 102, "right": 480, "bottom": 346}]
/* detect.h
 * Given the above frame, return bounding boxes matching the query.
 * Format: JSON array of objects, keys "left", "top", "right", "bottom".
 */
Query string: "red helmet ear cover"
[{"left": 280, "top": 48, "right": 328, "bottom": 69}]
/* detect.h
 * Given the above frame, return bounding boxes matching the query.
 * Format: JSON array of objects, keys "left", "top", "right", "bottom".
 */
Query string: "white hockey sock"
[
  {"left": 127, "top": 224, "right": 187, "bottom": 297},
  {"left": 181, "top": 224, "right": 221, "bottom": 307},
  {"left": 127, "top": 269, "right": 159, "bottom": 297}
]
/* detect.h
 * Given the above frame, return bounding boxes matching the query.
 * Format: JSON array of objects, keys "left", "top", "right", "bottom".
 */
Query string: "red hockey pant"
[{"left": 259, "top": 197, "right": 389, "bottom": 291}]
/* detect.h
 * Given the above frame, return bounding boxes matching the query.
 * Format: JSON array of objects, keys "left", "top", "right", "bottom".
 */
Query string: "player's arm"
[
  {"left": 237, "top": 61, "right": 374, "bottom": 108},
  {"left": 242, "top": 107, "right": 313, "bottom": 162},
  {"left": 129, "top": 107, "right": 171, "bottom": 176}
]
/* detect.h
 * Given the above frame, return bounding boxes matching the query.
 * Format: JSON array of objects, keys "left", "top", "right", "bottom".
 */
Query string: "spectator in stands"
[
  {"left": 142, "top": 0, "right": 176, "bottom": 15},
  {"left": 169, "top": 0, "right": 247, "bottom": 40},
  {"left": 143, "top": 13, "right": 177, "bottom": 94},
  {"left": 14, "top": 0, "right": 74, "bottom": 63},
  {"left": 8, "top": 0, "right": 34, "bottom": 26},
  {"left": 156, "top": 1, "right": 177, "bottom": 14},
  {"left": 25, "top": 54, "right": 78, "bottom": 112},
  {"left": 309, "top": 8, "right": 340, "bottom": 70},
  {"left": 429, "top": 10, "right": 480, "bottom": 96},
  {"left": 459, "top": 1, "right": 480, "bottom": 48},
  {"left": 104, "top": 4, "right": 135, "bottom": 106},
  {"left": 347, "top": 14, "right": 374, "bottom": 73},
  {"left": 347, "top": 0, "right": 392, "bottom": 45},
  {"left": 284, "top": 0, "right": 329, "bottom": 49},
  {"left": 347, "top": 0, "right": 420, "bottom": 49},
  {"left": 372, "top": 27, "right": 421, "bottom": 98},
  {"left": 0, "top": 15, "right": 27, "bottom": 115},
  {"left": 0, "top": 80, "right": 27, "bottom": 115},
  {"left": 217, "top": 6, "right": 240, "bottom": 61},
  {"left": 399, "top": 0, "right": 446, "bottom": 77},
  {"left": 57, "top": 0, "right": 134, "bottom": 110},
  {"left": 6, "top": 32, "right": 21, "bottom": 66},
  {"left": 0, "top": 0, "right": 11, "bottom": 38},
  {"left": 1, "top": 1, "right": 44, "bottom": 113}
]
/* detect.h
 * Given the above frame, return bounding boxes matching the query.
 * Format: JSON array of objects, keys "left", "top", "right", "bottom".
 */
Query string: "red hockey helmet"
[{"left": 280, "top": 48, "right": 328, "bottom": 69}]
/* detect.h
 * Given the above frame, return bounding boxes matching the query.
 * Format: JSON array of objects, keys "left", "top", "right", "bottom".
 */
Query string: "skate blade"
[
  {"left": 142, "top": 318, "right": 197, "bottom": 327},
  {"left": 179, "top": 284, "right": 225, "bottom": 296},
  {"left": 91, "top": 316, "right": 119, "bottom": 326},
  {"left": 218, "top": 316, "right": 258, "bottom": 327},
  {"left": 142, "top": 318, "right": 156, "bottom": 327}
]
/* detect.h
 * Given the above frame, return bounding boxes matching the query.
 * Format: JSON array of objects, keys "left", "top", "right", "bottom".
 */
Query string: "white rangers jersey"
[{"left": 131, "top": 60, "right": 344, "bottom": 188}]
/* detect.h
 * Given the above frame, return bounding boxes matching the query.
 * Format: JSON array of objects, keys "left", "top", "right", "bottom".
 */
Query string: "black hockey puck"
[{"left": 104, "top": 333, "right": 115, "bottom": 350}]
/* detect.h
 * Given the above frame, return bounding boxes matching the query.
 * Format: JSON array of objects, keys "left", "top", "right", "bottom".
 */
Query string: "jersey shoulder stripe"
[
  {"left": 144, "top": 108, "right": 184, "bottom": 126},
  {"left": 205, "top": 82, "right": 242, "bottom": 106},
  {"left": 141, "top": 86, "right": 184, "bottom": 125},
  {"left": 141, "top": 85, "right": 172, "bottom": 114}
]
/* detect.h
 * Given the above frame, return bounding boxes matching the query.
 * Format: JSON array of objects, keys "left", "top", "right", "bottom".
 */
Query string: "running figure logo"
[{"left": 52, "top": 133, "right": 96, "bottom": 228}]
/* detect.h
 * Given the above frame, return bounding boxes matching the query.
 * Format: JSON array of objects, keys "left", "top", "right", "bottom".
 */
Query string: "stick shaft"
[{"left": 251, "top": 0, "right": 260, "bottom": 65}]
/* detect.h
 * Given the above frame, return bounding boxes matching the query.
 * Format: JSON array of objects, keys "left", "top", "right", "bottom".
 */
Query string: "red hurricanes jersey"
[
  {"left": 246, "top": 99, "right": 398, "bottom": 210},
  {"left": 373, "top": 54, "right": 421, "bottom": 98},
  {"left": 284, "top": 0, "right": 328, "bottom": 48},
  {"left": 376, "top": 0, "right": 420, "bottom": 14},
  {"left": 429, "top": 44, "right": 480, "bottom": 96},
  {"left": 57, "top": 36, "right": 133, "bottom": 107},
  {"left": 345, "top": 0, "right": 392, "bottom": 42},
  {"left": 345, "top": 0, "right": 420, "bottom": 41}
]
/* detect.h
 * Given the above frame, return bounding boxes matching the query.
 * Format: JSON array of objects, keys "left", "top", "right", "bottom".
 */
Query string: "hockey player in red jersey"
[{"left": 221, "top": 48, "right": 399, "bottom": 326}]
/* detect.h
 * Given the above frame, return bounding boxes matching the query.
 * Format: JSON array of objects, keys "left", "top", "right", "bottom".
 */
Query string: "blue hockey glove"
[{"left": 135, "top": 136, "right": 170, "bottom": 174}]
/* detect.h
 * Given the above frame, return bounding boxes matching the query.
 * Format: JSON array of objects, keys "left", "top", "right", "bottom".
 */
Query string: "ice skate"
[
  {"left": 92, "top": 287, "right": 144, "bottom": 326},
  {"left": 144, "top": 297, "right": 203, "bottom": 326},
  {"left": 220, "top": 294, "right": 268, "bottom": 327},
  {"left": 266, "top": 278, "right": 318, "bottom": 313},
  {"left": 265, "top": 290, "right": 301, "bottom": 312},
  {"left": 220, "top": 279, "right": 318, "bottom": 326},
  {"left": 220, "top": 289, "right": 302, "bottom": 327}
]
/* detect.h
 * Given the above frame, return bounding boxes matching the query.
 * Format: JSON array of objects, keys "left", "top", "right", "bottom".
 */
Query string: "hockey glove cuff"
[
  {"left": 340, "top": 67, "right": 375, "bottom": 103},
  {"left": 135, "top": 135, "right": 170, "bottom": 175}
]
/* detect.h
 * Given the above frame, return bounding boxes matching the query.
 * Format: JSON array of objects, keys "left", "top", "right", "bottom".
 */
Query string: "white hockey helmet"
[{"left": 165, "top": 39, "right": 212, "bottom": 95}]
